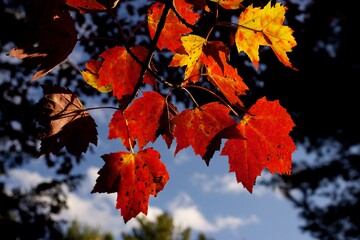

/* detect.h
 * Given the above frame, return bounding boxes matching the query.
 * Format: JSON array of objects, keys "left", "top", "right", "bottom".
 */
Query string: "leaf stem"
[
  {"left": 179, "top": 86, "right": 200, "bottom": 109},
  {"left": 184, "top": 84, "right": 241, "bottom": 118},
  {"left": 216, "top": 21, "right": 263, "bottom": 33}
]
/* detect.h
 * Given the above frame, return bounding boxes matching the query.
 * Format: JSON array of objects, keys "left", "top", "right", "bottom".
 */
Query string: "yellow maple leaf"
[
  {"left": 235, "top": 1, "right": 297, "bottom": 70},
  {"left": 209, "top": 0, "right": 244, "bottom": 10},
  {"left": 169, "top": 35, "right": 207, "bottom": 83}
]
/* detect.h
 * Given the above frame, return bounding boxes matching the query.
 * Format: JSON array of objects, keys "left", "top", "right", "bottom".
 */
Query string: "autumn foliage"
[{"left": 9, "top": 0, "right": 297, "bottom": 223}]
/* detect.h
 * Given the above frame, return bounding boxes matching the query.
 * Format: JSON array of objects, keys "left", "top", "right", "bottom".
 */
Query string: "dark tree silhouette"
[{"left": 0, "top": 0, "right": 359, "bottom": 239}]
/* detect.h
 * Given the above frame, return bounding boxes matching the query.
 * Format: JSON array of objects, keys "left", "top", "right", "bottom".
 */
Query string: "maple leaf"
[
  {"left": 147, "top": 0, "right": 200, "bottom": 51},
  {"left": 202, "top": 41, "right": 249, "bottom": 109},
  {"left": 209, "top": 0, "right": 244, "bottom": 10},
  {"left": 66, "top": 0, "right": 119, "bottom": 14},
  {"left": 35, "top": 84, "right": 98, "bottom": 156},
  {"left": 9, "top": 0, "right": 77, "bottom": 80},
  {"left": 169, "top": 35, "right": 206, "bottom": 83},
  {"left": 235, "top": 1, "right": 297, "bottom": 70},
  {"left": 97, "top": 46, "right": 155, "bottom": 106},
  {"left": 221, "top": 97, "right": 296, "bottom": 192},
  {"left": 170, "top": 37, "right": 248, "bottom": 108},
  {"left": 172, "top": 102, "right": 236, "bottom": 161},
  {"left": 108, "top": 91, "right": 176, "bottom": 150},
  {"left": 91, "top": 148, "right": 169, "bottom": 223},
  {"left": 81, "top": 59, "right": 112, "bottom": 92}
]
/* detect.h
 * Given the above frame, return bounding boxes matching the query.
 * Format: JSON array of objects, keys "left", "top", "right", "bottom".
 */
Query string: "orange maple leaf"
[
  {"left": 109, "top": 91, "right": 174, "bottom": 150},
  {"left": 97, "top": 46, "right": 155, "bottom": 105},
  {"left": 172, "top": 102, "right": 236, "bottom": 160},
  {"left": 209, "top": 0, "right": 244, "bottom": 9},
  {"left": 147, "top": 0, "right": 200, "bottom": 51},
  {"left": 202, "top": 41, "right": 249, "bottom": 109},
  {"left": 91, "top": 148, "right": 169, "bottom": 223},
  {"left": 235, "top": 1, "right": 297, "bottom": 70},
  {"left": 170, "top": 37, "right": 248, "bottom": 109},
  {"left": 221, "top": 97, "right": 296, "bottom": 192}
]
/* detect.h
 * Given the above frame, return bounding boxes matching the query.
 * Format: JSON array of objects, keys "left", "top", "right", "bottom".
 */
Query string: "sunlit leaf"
[
  {"left": 235, "top": 1, "right": 297, "bottom": 70},
  {"left": 221, "top": 97, "right": 296, "bottom": 192},
  {"left": 173, "top": 102, "right": 236, "bottom": 160},
  {"left": 81, "top": 59, "right": 112, "bottom": 92},
  {"left": 91, "top": 148, "right": 169, "bottom": 223}
]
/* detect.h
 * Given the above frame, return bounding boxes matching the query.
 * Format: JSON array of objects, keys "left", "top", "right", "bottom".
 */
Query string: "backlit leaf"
[
  {"left": 235, "top": 1, "right": 297, "bottom": 70},
  {"left": 169, "top": 35, "right": 207, "bottom": 83},
  {"left": 91, "top": 148, "right": 169, "bottom": 223},
  {"left": 203, "top": 41, "right": 249, "bottom": 109},
  {"left": 109, "top": 91, "right": 173, "bottom": 151},
  {"left": 173, "top": 102, "right": 236, "bottom": 160},
  {"left": 81, "top": 59, "right": 112, "bottom": 92},
  {"left": 97, "top": 46, "right": 152, "bottom": 106},
  {"left": 221, "top": 97, "right": 296, "bottom": 192},
  {"left": 147, "top": 0, "right": 200, "bottom": 51}
]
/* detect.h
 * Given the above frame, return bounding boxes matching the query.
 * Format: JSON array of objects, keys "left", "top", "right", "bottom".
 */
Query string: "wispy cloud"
[
  {"left": 167, "top": 192, "right": 260, "bottom": 234},
  {"left": 4, "top": 168, "right": 51, "bottom": 189},
  {"left": 61, "top": 167, "right": 165, "bottom": 235},
  {"left": 190, "top": 172, "right": 278, "bottom": 197}
]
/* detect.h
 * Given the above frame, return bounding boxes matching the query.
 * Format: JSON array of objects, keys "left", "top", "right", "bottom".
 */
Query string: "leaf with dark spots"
[
  {"left": 221, "top": 97, "right": 296, "bottom": 192},
  {"left": 91, "top": 148, "right": 169, "bottom": 223},
  {"left": 172, "top": 102, "right": 236, "bottom": 160}
]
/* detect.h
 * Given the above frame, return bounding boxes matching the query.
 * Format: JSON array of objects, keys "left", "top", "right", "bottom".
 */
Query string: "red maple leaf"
[
  {"left": 172, "top": 102, "right": 236, "bottom": 160},
  {"left": 108, "top": 91, "right": 176, "bottom": 150},
  {"left": 97, "top": 46, "right": 155, "bottom": 107},
  {"left": 203, "top": 41, "right": 249, "bottom": 109},
  {"left": 147, "top": 0, "right": 200, "bottom": 51},
  {"left": 221, "top": 97, "right": 296, "bottom": 192},
  {"left": 91, "top": 148, "right": 169, "bottom": 223}
]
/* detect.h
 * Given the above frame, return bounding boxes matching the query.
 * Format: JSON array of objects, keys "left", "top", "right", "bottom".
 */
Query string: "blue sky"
[
  {"left": 1, "top": 32, "right": 316, "bottom": 240},
  {"left": 2, "top": 87, "right": 316, "bottom": 240}
]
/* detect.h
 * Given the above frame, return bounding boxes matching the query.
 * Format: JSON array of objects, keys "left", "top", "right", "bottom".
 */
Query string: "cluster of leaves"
[{"left": 9, "top": 0, "right": 297, "bottom": 223}]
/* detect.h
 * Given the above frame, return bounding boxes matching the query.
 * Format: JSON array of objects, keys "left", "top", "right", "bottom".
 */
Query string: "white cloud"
[
  {"left": 215, "top": 214, "right": 260, "bottom": 230},
  {"left": 191, "top": 172, "right": 265, "bottom": 196},
  {"left": 3, "top": 167, "right": 261, "bottom": 239},
  {"left": 172, "top": 146, "right": 193, "bottom": 165},
  {"left": 59, "top": 167, "right": 165, "bottom": 237},
  {"left": 4, "top": 168, "right": 50, "bottom": 189},
  {"left": 167, "top": 192, "right": 259, "bottom": 234}
]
